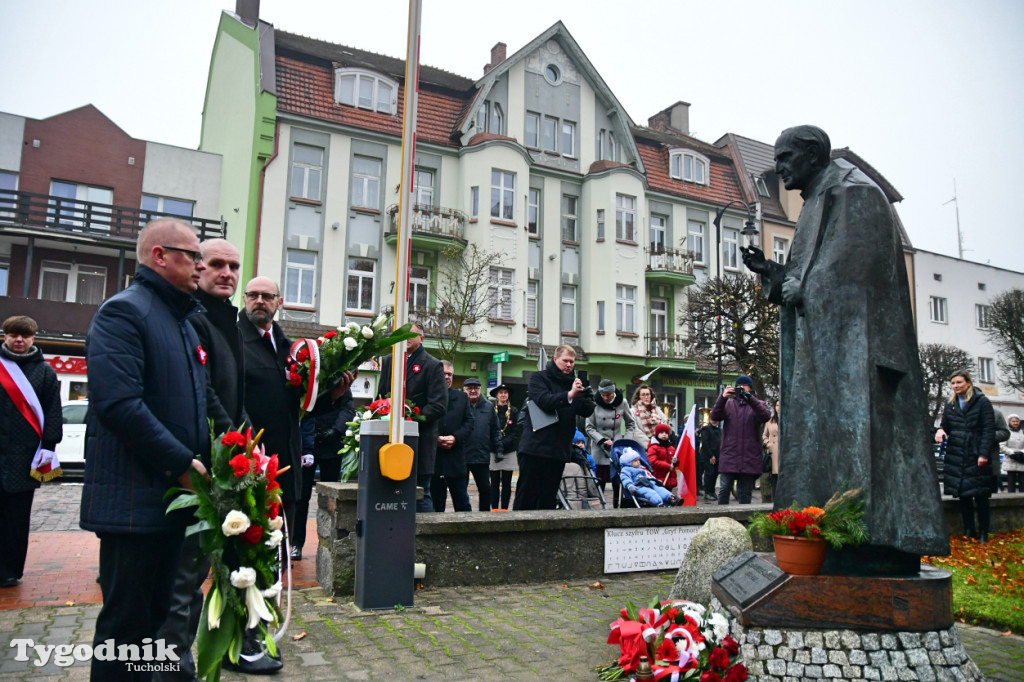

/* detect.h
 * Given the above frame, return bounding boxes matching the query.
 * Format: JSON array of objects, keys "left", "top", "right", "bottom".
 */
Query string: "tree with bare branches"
[
  {"left": 412, "top": 243, "right": 507, "bottom": 363},
  {"left": 681, "top": 274, "right": 780, "bottom": 399},
  {"left": 918, "top": 343, "right": 974, "bottom": 427},
  {"left": 982, "top": 288, "right": 1024, "bottom": 393}
]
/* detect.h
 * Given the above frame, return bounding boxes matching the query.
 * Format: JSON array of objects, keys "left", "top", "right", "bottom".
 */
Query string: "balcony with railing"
[
  {"left": 385, "top": 203, "right": 467, "bottom": 251},
  {"left": 0, "top": 189, "right": 224, "bottom": 245},
  {"left": 645, "top": 246, "right": 696, "bottom": 287},
  {"left": 407, "top": 306, "right": 457, "bottom": 339},
  {"left": 646, "top": 333, "right": 697, "bottom": 368}
]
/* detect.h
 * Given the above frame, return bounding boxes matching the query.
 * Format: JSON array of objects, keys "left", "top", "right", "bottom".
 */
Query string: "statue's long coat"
[{"left": 763, "top": 158, "right": 948, "bottom": 557}]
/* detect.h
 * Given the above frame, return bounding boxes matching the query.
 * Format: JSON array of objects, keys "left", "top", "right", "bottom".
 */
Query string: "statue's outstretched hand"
[{"left": 740, "top": 246, "right": 768, "bottom": 274}]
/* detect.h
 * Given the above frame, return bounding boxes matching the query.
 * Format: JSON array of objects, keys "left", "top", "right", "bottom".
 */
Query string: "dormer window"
[
  {"left": 334, "top": 68, "right": 398, "bottom": 114},
  {"left": 752, "top": 174, "right": 770, "bottom": 198},
  {"left": 669, "top": 149, "right": 709, "bottom": 185}
]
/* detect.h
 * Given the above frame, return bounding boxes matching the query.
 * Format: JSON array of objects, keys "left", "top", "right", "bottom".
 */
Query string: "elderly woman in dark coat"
[{"left": 936, "top": 369, "right": 998, "bottom": 543}]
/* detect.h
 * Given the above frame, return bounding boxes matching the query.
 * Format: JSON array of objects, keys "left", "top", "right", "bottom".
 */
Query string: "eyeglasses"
[
  {"left": 161, "top": 245, "right": 203, "bottom": 264},
  {"left": 244, "top": 292, "right": 279, "bottom": 301}
]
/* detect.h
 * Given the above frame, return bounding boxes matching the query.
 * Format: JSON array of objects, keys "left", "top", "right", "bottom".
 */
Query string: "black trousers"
[
  {"left": 292, "top": 464, "right": 317, "bottom": 549},
  {"left": 153, "top": 533, "right": 209, "bottom": 681},
  {"left": 489, "top": 470, "right": 513, "bottom": 509},
  {"left": 318, "top": 457, "right": 342, "bottom": 483},
  {"left": 958, "top": 495, "right": 991, "bottom": 535},
  {"left": 717, "top": 472, "right": 756, "bottom": 504},
  {"left": 595, "top": 464, "right": 620, "bottom": 508},
  {"left": 703, "top": 458, "right": 719, "bottom": 497},
  {"left": 512, "top": 454, "right": 564, "bottom": 510},
  {"left": 431, "top": 475, "right": 471, "bottom": 512},
  {"left": 466, "top": 463, "right": 491, "bottom": 511},
  {"left": 0, "top": 488, "right": 34, "bottom": 581},
  {"left": 93, "top": 532, "right": 185, "bottom": 681},
  {"left": 1007, "top": 471, "right": 1023, "bottom": 494}
]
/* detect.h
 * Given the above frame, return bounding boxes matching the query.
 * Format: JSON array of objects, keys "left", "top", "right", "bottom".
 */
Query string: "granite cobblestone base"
[{"left": 716, "top": 600, "right": 989, "bottom": 682}]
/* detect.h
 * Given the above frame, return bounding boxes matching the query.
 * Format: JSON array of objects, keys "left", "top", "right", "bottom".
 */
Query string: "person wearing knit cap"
[
  {"left": 584, "top": 378, "right": 642, "bottom": 507},
  {"left": 1001, "top": 413, "right": 1024, "bottom": 493},
  {"left": 709, "top": 375, "right": 770, "bottom": 504},
  {"left": 618, "top": 450, "right": 674, "bottom": 507},
  {"left": 647, "top": 422, "right": 679, "bottom": 491}
]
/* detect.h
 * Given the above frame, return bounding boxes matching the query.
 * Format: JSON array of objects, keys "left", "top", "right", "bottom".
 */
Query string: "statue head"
[{"left": 774, "top": 125, "right": 831, "bottom": 191}]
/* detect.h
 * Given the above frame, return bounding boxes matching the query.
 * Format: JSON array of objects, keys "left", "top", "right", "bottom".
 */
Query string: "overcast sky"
[{"left": 2, "top": 0, "right": 1022, "bottom": 271}]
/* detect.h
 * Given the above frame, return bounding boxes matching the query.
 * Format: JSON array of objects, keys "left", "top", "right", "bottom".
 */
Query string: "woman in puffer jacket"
[
  {"left": 1000, "top": 413, "right": 1024, "bottom": 493},
  {"left": 935, "top": 370, "right": 997, "bottom": 542},
  {"left": 585, "top": 380, "right": 642, "bottom": 508}
]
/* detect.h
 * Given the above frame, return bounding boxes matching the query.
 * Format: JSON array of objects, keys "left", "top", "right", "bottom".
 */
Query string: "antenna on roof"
[{"left": 942, "top": 178, "right": 969, "bottom": 259}]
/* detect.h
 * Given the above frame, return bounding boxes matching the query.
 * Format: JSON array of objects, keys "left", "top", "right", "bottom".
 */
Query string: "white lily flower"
[
  {"left": 267, "top": 515, "right": 284, "bottom": 532},
  {"left": 345, "top": 429, "right": 354, "bottom": 437},
  {"left": 343, "top": 337, "right": 358, "bottom": 351},
  {"left": 230, "top": 566, "right": 257, "bottom": 588},
  {"left": 360, "top": 325, "right": 374, "bottom": 339},
  {"left": 265, "top": 529, "right": 284, "bottom": 548},
  {"left": 263, "top": 580, "right": 283, "bottom": 599},
  {"left": 373, "top": 314, "right": 387, "bottom": 329},
  {"left": 245, "top": 584, "right": 276, "bottom": 629},
  {"left": 221, "top": 510, "right": 251, "bottom": 536},
  {"left": 207, "top": 584, "right": 224, "bottom": 629}
]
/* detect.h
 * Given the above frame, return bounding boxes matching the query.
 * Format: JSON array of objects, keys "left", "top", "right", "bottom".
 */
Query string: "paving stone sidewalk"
[{"left": 2, "top": 573, "right": 1023, "bottom": 681}]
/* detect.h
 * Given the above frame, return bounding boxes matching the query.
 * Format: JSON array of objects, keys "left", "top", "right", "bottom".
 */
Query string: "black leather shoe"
[
  {"left": 703, "top": 494, "right": 716, "bottom": 502},
  {"left": 290, "top": 546, "right": 302, "bottom": 561},
  {"left": 223, "top": 653, "right": 283, "bottom": 675},
  {"left": 0, "top": 577, "right": 20, "bottom": 588}
]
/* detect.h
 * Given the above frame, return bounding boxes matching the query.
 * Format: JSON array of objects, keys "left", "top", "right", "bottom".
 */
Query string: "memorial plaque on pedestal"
[{"left": 712, "top": 551, "right": 787, "bottom": 608}]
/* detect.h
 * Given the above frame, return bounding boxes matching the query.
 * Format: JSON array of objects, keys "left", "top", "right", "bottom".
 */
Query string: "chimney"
[
  {"left": 648, "top": 101, "right": 691, "bottom": 136},
  {"left": 236, "top": 0, "right": 259, "bottom": 27},
  {"left": 490, "top": 42, "right": 507, "bottom": 67}
]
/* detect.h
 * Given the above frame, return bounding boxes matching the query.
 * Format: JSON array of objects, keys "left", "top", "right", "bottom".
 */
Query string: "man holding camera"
[{"left": 709, "top": 376, "right": 771, "bottom": 504}]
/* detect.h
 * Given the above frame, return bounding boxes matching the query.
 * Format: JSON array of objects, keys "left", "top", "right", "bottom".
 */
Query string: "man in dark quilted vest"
[{"left": 81, "top": 218, "right": 217, "bottom": 681}]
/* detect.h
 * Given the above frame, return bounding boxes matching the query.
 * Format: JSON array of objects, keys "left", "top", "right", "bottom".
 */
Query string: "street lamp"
[{"left": 710, "top": 201, "right": 760, "bottom": 393}]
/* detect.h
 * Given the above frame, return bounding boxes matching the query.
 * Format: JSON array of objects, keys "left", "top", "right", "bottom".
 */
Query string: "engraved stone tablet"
[{"left": 712, "top": 551, "right": 787, "bottom": 608}]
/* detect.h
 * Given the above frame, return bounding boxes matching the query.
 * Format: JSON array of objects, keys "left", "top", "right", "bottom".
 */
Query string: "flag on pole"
[{"left": 673, "top": 405, "right": 698, "bottom": 506}]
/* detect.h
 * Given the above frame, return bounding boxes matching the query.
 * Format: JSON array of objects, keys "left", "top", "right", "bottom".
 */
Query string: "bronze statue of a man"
[{"left": 742, "top": 125, "right": 949, "bottom": 573}]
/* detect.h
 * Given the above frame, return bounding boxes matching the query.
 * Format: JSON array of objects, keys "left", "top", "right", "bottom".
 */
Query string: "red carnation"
[
  {"left": 267, "top": 480, "right": 281, "bottom": 493},
  {"left": 700, "top": 673, "right": 721, "bottom": 682},
  {"left": 315, "top": 338, "right": 322, "bottom": 346},
  {"left": 296, "top": 346, "right": 309, "bottom": 362},
  {"left": 268, "top": 502, "right": 280, "bottom": 519},
  {"left": 708, "top": 647, "right": 730, "bottom": 671},
  {"left": 229, "top": 453, "right": 252, "bottom": 477},
  {"left": 289, "top": 372, "right": 302, "bottom": 386},
  {"left": 242, "top": 524, "right": 263, "bottom": 544},
  {"left": 722, "top": 636, "right": 739, "bottom": 656},
  {"left": 722, "top": 665, "right": 748, "bottom": 682},
  {"left": 221, "top": 431, "right": 247, "bottom": 448},
  {"left": 265, "top": 454, "right": 279, "bottom": 483},
  {"left": 324, "top": 330, "right": 337, "bottom": 339}
]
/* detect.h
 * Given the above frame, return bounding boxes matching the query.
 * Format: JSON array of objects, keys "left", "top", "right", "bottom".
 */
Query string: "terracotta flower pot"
[{"left": 772, "top": 535, "right": 827, "bottom": 575}]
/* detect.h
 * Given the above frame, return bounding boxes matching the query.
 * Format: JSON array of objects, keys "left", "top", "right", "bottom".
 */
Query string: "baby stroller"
[
  {"left": 609, "top": 439, "right": 671, "bottom": 508},
  {"left": 557, "top": 437, "right": 607, "bottom": 510}
]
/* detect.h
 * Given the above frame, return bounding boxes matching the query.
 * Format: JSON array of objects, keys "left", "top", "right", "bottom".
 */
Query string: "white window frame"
[
  {"left": 285, "top": 250, "right": 316, "bottom": 307},
  {"left": 542, "top": 116, "right": 558, "bottom": 153},
  {"left": 561, "top": 120, "right": 576, "bottom": 157},
  {"left": 334, "top": 68, "right": 398, "bottom": 114},
  {"left": 687, "top": 220, "right": 706, "bottom": 265},
  {"left": 650, "top": 214, "right": 667, "bottom": 253},
  {"left": 38, "top": 260, "right": 107, "bottom": 304},
  {"left": 350, "top": 156, "right": 381, "bottom": 209},
  {"left": 596, "top": 209, "right": 605, "bottom": 241},
  {"left": 488, "top": 267, "right": 514, "bottom": 320},
  {"left": 772, "top": 236, "right": 789, "bottom": 264},
  {"left": 669, "top": 149, "right": 710, "bottom": 185},
  {"left": 616, "top": 194, "right": 636, "bottom": 242},
  {"left": 596, "top": 300, "right": 605, "bottom": 333},
  {"left": 141, "top": 194, "right": 195, "bottom": 222},
  {"left": 929, "top": 296, "right": 948, "bottom": 324},
  {"left": 561, "top": 284, "right": 577, "bottom": 333},
  {"left": 650, "top": 298, "right": 668, "bottom": 337},
  {"left": 561, "top": 195, "right": 578, "bottom": 243},
  {"left": 470, "top": 186, "right": 479, "bottom": 219},
  {"left": 525, "top": 111, "right": 540, "bottom": 148},
  {"left": 975, "top": 304, "right": 991, "bottom": 329},
  {"left": 289, "top": 144, "right": 323, "bottom": 201},
  {"left": 722, "top": 228, "right": 740, "bottom": 270},
  {"left": 413, "top": 169, "right": 434, "bottom": 207},
  {"left": 526, "top": 280, "right": 538, "bottom": 329},
  {"left": 491, "top": 102, "right": 504, "bottom": 135},
  {"left": 51, "top": 181, "right": 112, "bottom": 229},
  {"left": 491, "top": 170, "right": 515, "bottom": 221},
  {"left": 410, "top": 264, "right": 430, "bottom": 312},
  {"left": 616, "top": 284, "right": 637, "bottom": 334},
  {"left": 346, "top": 257, "right": 376, "bottom": 312},
  {"left": 527, "top": 188, "right": 540, "bottom": 235},
  {"left": 753, "top": 174, "right": 770, "bottom": 198},
  {"left": 598, "top": 129, "right": 617, "bottom": 162},
  {"left": 978, "top": 357, "right": 994, "bottom": 383}
]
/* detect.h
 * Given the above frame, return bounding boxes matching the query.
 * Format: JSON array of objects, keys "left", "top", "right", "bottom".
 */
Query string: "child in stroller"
[
  {"left": 560, "top": 430, "right": 604, "bottom": 509},
  {"left": 613, "top": 440, "right": 678, "bottom": 507}
]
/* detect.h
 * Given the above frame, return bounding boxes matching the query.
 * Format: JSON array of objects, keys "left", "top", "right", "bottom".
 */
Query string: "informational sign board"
[
  {"left": 711, "top": 551, "right": 787, "bottom": 608},
  {"left": 604, "top": 526, "right": 700, "bottom": 573}
]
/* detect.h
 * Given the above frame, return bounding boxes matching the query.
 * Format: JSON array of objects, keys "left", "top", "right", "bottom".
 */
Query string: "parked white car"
[{"left": 57, "top": 399, "right": 88, "bottom": 474}]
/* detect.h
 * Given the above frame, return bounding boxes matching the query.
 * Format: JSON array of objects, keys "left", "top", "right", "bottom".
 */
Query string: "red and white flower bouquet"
[
  {"left": 337, "top": 397, "right": 424, "bottom": 482},
  {"left": 599, "top": 597, "right": 747, "bottom": 681}
]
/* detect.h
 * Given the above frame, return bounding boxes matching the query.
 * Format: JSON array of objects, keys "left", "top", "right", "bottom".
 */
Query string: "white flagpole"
[{"left": 389, "top": 0, "right": 422, "bottom": 446}]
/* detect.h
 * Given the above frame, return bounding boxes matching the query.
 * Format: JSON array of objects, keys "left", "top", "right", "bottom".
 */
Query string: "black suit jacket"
[
  {"left": 190, "top": 289, "right": 245, "bottom": 430},
  {"left": 378, "top": 346, "right": 447, "bottom": 475},
  {"left": 238, "top": 314, "right": 301, "bottom": 501},
  {"left": 435, "top": 388, "right": 474, "bottom": 477}
]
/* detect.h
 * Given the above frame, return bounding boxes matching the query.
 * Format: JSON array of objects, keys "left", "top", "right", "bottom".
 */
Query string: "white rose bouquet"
[{"left": 284, "top": 314, "right": 419, "bottom": 418}]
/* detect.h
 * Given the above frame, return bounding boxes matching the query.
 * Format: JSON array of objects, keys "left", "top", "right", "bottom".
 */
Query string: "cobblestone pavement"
[{"left": 0, "top": 483, "right": 1019, "bottom": 681}]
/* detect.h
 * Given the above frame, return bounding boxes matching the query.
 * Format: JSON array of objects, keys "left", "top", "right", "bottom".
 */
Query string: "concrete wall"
[
  {"left": 142, "top": 142, "right": 223, "bottom": 219},
  {"left": 0, "top": 112, "right": 24, "bottom": 172}
]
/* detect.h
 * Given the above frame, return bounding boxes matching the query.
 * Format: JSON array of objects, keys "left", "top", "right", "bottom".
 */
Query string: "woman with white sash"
[{"left": 0, "top": 316, "right": 63, "bottom": 587}]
